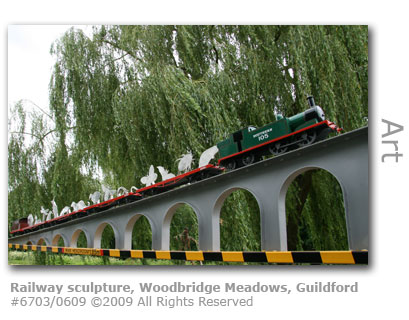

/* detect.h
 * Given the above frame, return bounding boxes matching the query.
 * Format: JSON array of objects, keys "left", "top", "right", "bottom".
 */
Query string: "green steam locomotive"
[{"left": 217, "top": 96, "right": 341, "bottom": 169}]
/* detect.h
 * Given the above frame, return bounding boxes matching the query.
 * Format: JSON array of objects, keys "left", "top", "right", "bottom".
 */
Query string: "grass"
[
  {"left": 8, "top": 250, "right": 269, "bottom": 266},
  {"left": 8, "top": 250, "right": 175, "bottom": 266}
]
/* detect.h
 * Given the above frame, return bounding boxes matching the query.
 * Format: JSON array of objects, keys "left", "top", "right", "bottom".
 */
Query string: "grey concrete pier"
[{"left": 9, "top": 127, "right": 369, "bottom": 251}]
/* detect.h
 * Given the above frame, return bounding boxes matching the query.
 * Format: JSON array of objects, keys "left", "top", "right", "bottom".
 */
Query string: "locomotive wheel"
[
  {"left": 298, "top": 131, "right": 317, "bottom": 147},
  {"left": 316, "top": 127, "right": 332, "bottom": 141},
  {"left": 225, "top": 160, "right": 237, "bottom": 170},
  {"left": 269, "top": 141, "right": 288, "bottom": 155},
  {"left": 241, "top": 153, "right": 255, "bottom": 166}
]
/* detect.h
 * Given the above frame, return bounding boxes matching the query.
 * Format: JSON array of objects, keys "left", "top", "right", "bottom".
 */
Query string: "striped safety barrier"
[{"left": 8, "top": 244, "right": 368, "bottom": 264}]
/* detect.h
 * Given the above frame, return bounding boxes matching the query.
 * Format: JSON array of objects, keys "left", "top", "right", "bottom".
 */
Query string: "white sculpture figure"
[
  {"left": 71, "top": 200, "right": 87, "bottom": 212},
  {"left": 46, "top": 210, "right": 53, "bottom": 221},
  {"left": 177, "top": 151, "right": 194, "bottom": 173},
  {"left": 60, "top": 206, "right": 71, "bottom": 216},
  {"left": 34, "top": 216, "right": 41, "bottom": 225},
  {"left": 157, "top": 166, "right": 176, "bottom": 181},
  {"left": 40, "top": 206, "right": 50, "bottom": 222},
  {"left": 102, "top": 185, "right": 116, "bottom": 202},
  {"left": 71, "top": 202, "right": 79, "bottom": 212},
  {"left": 51, "top": 200, "right": 58, "bottom": 218},
  {"left": 117, "top": 186, "right": 129, "bottom": 196},
  {"left": 130, "top": 186, "right": 138, "bottom": 193},
  {"left": 89, "top": 191, "right": 101, "bottom": 205},
  {"left": 141, "top": 165, "right": 158, "bottom": 187},
  {"left": 27, "top": 214, "right": 34, "bottom": 226},
  {"left": 199, "top": 145, "right": 219, "bottom": 167},
  {"left": 76, "top": 200, "right": 87, "bottom": 210}
]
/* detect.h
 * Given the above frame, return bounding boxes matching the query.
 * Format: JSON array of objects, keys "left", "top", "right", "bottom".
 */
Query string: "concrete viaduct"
[{"left": 8, "top": 127, "right": 369, "bottom": 252}]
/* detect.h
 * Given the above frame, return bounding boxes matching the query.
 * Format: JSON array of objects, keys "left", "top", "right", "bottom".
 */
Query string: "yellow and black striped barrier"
[{"left": 8, "top": 244, "right": 368, "bottom": 264}]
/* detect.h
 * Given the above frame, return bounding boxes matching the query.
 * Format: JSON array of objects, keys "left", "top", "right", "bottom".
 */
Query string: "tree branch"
[
  {"left": 21, "top": 99, "right": 53, "bottom": 120},
  {"left": 101, "top": 39, "right": 139, "bottom": 61},
  {"left": 10, "top": 126, "right": 76, "bottom": 142},
  {"left": 10, "top": 131, "right": 44, "bottom": 140}
]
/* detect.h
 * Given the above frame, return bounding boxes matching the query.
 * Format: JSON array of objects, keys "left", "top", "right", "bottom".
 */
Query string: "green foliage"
[
  {"left": 8, "top": 25, "right": 367, "bottom": 256},
  {"left": 220, "top": 190, "right": 261, "bottom": 251},
  {"left": 132, "top": 216, "right": 152, "bottom": 250},
  {"left": 101, "top": 224, "right": 116, "bottom": 249},
  {"left": 75, "top": 231, "right": 88, "bottom": 248},
  {"left": 286, "top": 170, "right": 348, "bottom": 251},
  {"left": 8, "top": 250, "right": 176, "bottom": 265},
  {"left": 170, "top": 205, "right": 199, "bottom": 251}
]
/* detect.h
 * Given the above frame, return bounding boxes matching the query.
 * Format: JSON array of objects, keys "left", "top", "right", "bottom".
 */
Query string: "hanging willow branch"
[{"left": 9, "top": 25, "right": 368, "bottom": 252}]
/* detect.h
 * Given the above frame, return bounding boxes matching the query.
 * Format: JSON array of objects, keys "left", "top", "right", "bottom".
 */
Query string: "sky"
[{"left": 8, "top": 25, "right": 92, "bottom": 115}]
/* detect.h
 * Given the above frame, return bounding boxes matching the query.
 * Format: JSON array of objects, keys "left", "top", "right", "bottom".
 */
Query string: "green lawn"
[
  {"left": 8, "top": 250, "right": 267, "bottom": 266},
  {"left": 8, "top": 250, "right": 175, "bottom": 266}
]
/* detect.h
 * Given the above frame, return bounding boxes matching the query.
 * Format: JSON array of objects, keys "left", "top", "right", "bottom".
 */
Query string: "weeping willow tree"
[
  {"left": 8, "top": 102, "right": 48, "bottom": 227},
  {"left": 8, "top": 25, "right": 367, "bottom": 255}
]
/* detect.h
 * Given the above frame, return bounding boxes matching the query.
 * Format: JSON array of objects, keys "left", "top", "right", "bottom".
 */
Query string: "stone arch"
[
  {"left": 279, "top": 166, "right": 344, "bottom": 212},
  {"left": 214, "top": 187, "right": 262, "bottom": 251},
  {"left": 70, "top": 229, "right": 90, "bottom": 248},
  {"left": 163, "top": 202, "right": 200, "bottom": 251},
  {"left": 279, "top": 166, "right": 348, "bottom": 250},
  {"left": 52, "top": 234, "right": 67, "bottom": 247},
  {"left": 94, "top": 221, "right": 119, "bottom": 249},
  {"left": 214, "top": 187, "right": 262, "bottom": 220},
  {"left": 37, "top": 237, "right": 49, "bottom": 246},
  {"left": 124, "top": 214, "right": 153, "bottom": 250}
]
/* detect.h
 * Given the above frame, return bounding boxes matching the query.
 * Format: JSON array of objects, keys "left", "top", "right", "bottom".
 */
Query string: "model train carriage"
[
  {"left": 9, "top": 166, "right": 225, "bottom": 237},
  {"left": 217, "top": 97, "right": 338, "bottom": 169},
  {"left": 11, "top": 218, "right": 29, "bottom": 232}
]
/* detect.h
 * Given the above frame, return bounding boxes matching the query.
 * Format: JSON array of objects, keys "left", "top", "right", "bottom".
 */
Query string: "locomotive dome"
[{"left": 315, "top": 105, "right": 325, "bottom": 121}]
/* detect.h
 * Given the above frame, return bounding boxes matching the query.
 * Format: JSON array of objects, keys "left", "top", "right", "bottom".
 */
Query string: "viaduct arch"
[{"left": 9, "top": 127, "right": 368, "bottom": 252}]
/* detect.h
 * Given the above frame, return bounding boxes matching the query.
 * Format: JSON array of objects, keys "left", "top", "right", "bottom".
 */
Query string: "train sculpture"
[{"left": 10, "top": 96, "right": 341, "bottom": 237}]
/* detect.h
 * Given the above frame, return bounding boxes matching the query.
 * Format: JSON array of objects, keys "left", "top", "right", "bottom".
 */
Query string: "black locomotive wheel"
[
  {"left": 269, "top": 141, "right": 288, "bottom": 155},
  {"left": 316, "top": 127, "right": 332, "bottom": 141},
  {"left": 298, "top": 130, "right": 317, "bottom": 147},
  {"left": 241, "top": 153, "right": 255, "bottom": 166},
  {"left": 225, "top": 160, "right": 236, "bottom": 170}
]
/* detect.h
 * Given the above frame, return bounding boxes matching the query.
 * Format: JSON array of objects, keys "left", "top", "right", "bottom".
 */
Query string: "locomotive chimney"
[{"left": 307, "top": 96, "right": 315, "bottom": 107}]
